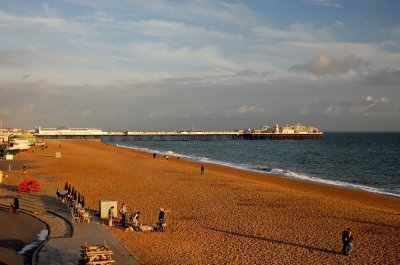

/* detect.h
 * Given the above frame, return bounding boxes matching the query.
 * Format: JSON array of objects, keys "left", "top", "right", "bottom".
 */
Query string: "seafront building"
[{"left": 35, "top": 126, "right": 108, "bottom": 136}]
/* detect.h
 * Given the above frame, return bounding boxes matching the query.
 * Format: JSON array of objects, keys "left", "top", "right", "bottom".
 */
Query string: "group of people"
[
  {"left": 58, "top": 182, "right": 86, "bottom": 208},
  {"left": 108, "top": 204, "right": 141, "bottom": 230},
  {"left": 56, "top": 182, "right": 88, "bottom": 222},
  {"left": 108, "top": 203, "right": 169, "bottom": 232}
]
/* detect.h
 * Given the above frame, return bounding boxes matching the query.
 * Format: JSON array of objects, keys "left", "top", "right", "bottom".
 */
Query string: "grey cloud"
[
  {"left": 291, "top": 54, "right": 369, "bottom": 75},
  {"left": 288, "top": 96, "right": 398, "bottom": 120},
  {"left": 364, "top": 68, "right": 400, "bottom": 86},
  {"left": 222, "top": 105, "right": 266, "bottom": 117},
  {"left": 0, "top": 50, "right": 27, "bottom": 65},
  {"left": 1, "top": 74, "right": 400, "bottom": 131},
  {"left": 305, "top": 0, "right": 340, "bottom": 8},
  {"left": 235, "top": 69, "right": 273, "bottom": 78}
]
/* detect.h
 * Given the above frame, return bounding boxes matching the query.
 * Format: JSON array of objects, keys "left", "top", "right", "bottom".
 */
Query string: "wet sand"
[{"left": 8, "top": 139, "right": 400, "bottom": 264}]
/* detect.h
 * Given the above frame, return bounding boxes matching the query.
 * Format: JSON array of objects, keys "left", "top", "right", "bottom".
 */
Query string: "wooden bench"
[
  {"left": 80, "top": 243, "right": 114, "bottom": 265},
  {"left": 86, "top": 260, "right": 115, "bottom": 265}
]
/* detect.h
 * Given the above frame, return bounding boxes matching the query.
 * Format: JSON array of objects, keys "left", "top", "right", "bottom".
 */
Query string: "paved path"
[
  {"left": 0, "top": 207, "right": 46, "bottom": 265},
  {"left": 0, "top": 172, "right": 141, "bottom": 265}
]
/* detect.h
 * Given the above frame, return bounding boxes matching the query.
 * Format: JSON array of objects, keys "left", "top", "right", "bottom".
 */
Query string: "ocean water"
[{"left": 105, "top": 133, "right": 400, "bottom": 197}]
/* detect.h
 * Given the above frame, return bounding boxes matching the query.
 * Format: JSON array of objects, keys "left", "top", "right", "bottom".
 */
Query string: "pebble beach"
[{"left": 10, "top": 139, "right": 400, "bottom": 264}]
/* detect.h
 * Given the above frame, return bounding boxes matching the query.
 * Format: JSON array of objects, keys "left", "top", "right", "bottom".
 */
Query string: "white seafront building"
[
  {"left": 269, "top": 123, "right": 321, "bottom": 134},
  {"left": 35, "top": 126, "right": 108, "bottom": 136}
]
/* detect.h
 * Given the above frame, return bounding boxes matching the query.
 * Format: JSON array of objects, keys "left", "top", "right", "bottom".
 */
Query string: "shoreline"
[
  {"left": 115, "top": 142, "right": 400, "bottom": 201},
  {"left": 11, "top": 139, "right": 400, "bottom": 264}
]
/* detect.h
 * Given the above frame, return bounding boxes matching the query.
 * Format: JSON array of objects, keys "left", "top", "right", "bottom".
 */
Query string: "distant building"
[
  {"left": 258, "top": 123, "right": 321, "bottom": 134},
  {"left": 35, "top": 126, "right": 107, "bottom": 136}
]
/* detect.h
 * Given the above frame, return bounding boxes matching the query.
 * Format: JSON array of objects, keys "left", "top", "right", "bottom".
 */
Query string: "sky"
[{"left": 0, "top": 0, "right": 399, "bottom": 131}]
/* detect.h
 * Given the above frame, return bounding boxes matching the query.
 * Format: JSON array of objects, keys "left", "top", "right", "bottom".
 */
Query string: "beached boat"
[
  {"left": 13, "top": 134, "right": 36, "bottom": 145},
  {"left": 9, "top": 138, "right": 30, "bottom": 152},
  {"left": 0, "top": 138, "right": 31, "bottom": 157}
]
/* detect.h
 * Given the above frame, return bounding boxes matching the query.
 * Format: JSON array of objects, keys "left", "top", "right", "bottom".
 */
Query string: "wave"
[
  {"left": 19, "top": 229, "right": 48, "bottom": 255},
  {"left": 113, "top": 143, "right": 400, "bottom": 198}
]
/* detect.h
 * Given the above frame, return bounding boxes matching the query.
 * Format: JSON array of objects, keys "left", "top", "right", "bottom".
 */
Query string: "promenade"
[{"left": 0, "top": 160, "right": 141, "bottom": 265}]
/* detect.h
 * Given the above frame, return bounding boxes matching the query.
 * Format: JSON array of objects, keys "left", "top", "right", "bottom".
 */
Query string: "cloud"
[
  {"left": 223, "top": 105, "right": 265, "bottom": 117},
  {"left": 235, "top": 69, "right": 273, "bottom": 78},
  {"left": 291, "top": 54, "right": 369, "bottom": 75},
  {"left": 364, "top": 68, "right": 400, "bottom": 86},
  {"left": 325, "top": 105, "right": 342, "bottom": 115},
  {"left": 0, "top": 50, "right": 27, "bottom": 65},
  {"left": 305, "top": 0, "right": 340, "bottom": 8},
  {"left": 252, "top": 22, "right": 331, "bottom": 41},
  {"left": 127, "top": 19, "right": 243, "bottom": 41},
  {"left": 42, "top": 3, "right": 59, "bottom": 17},
  {"left": 132, "top": 42, "right": 237, "bottom": 70},
  {"left": 0, "top": 10, "right": 88, "bottom": 34},
  {"left": 80, "top": 110, "right": 92, "bottom": 117},
  {"left": 20, "top": 104, "right": 36, "bottom": 114},
  {"left": 350, "top": 96, "right": 396, "bottom": 117}
]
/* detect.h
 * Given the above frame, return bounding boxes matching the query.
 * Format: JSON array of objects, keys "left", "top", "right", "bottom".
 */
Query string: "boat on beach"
[{"left": 0, "top": 138, "right": 31, "bottom": 157}]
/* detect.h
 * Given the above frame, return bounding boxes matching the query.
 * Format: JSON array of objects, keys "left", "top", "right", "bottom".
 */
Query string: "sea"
[{"left": 106, "top": 133, "right": 400, "bottom": 198}]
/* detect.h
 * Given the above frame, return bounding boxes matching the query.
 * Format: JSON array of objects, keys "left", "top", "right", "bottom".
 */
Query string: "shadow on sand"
[
  {"left": 206, "top": 226, "right": 342, "bottom": 255},
  {"left": 320, "top": 214, "right": 400, "bottom": 230}
]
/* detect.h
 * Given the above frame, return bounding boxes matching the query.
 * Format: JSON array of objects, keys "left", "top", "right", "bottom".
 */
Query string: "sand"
[{"left": 9, "top": 139, "right": 400, "bottom": 264}]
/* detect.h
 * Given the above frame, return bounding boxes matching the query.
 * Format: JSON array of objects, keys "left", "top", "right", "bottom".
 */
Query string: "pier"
[
  {"left": 33, "top": 126, "right": 323, "bottom": 141},
  {"left": 36, "top": 131, "right": 323, "bottom": 141}
]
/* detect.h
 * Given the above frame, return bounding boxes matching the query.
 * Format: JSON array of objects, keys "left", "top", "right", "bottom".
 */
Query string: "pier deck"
[{"left": 37, "top": 132, "right": 323, "bottom": 141}]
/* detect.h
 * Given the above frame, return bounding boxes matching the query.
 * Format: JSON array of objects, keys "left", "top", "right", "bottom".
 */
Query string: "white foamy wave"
[
  {"left": 269, "top": 168, "right": 400, "bottom": 198},
  {"left": 115, "top": 143, "right": 194, "bottom": 160},
  {"left": 270, "top": 168, "right": 285, "bottom": 174},
  {"left": 19, "top": 229, "right": 48, "bottom": 255}
]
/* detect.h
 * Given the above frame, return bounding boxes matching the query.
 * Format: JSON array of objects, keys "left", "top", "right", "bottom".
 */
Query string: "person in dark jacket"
[
  {"left": 342, "top": 228, "right": 354, "bottom": 255},
  {"left": 12, "top": 197, "right": 20, "bottom": 213}
]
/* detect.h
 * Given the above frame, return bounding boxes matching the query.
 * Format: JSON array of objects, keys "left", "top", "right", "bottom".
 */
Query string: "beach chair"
[{"left": 72, "top": 208, "right": 81, "bottom": 222}]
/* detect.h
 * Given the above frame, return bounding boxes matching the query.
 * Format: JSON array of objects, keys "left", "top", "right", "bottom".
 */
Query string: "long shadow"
[
  {"left": 0, "top": 183, "right": 20, "bottom": 193},
  {"left": 320, "top": 214, "right": 400, "bottom": 229},
  {"left": 33, "top": 242, "right": 80, "bottom": 264},
  {"left": 0, "top": 159, "right": 39, "bottom": 171},
  {"left": 206, "top": 227, "right": 341, "bottom": 255},
  {"left": 0, "top": 238, "right": 26, "bottom": 252}
]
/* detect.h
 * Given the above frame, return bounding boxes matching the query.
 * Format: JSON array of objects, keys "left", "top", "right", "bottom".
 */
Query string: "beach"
[{"left": 8, "top": 139, "right": 400, "bottom": 264}]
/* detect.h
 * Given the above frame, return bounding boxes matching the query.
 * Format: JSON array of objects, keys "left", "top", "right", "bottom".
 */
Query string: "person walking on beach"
[
  {"left": 108, "top": 206, "right": 115, "bottom": 226},
  {"left": 23, "top": 164, "right": 26, "bottom": 174},
  {"left": 200, "top": 165, "right": 205, "bottom": 175},
  {"left": 120, "top": 203, "right": 128, "bottom": 227},
  {"left": 341, "top": 228, "right": 354, "bottom": 255},
  {"left": 153, "top": 153, "right": 156, "bottom": 159}
]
